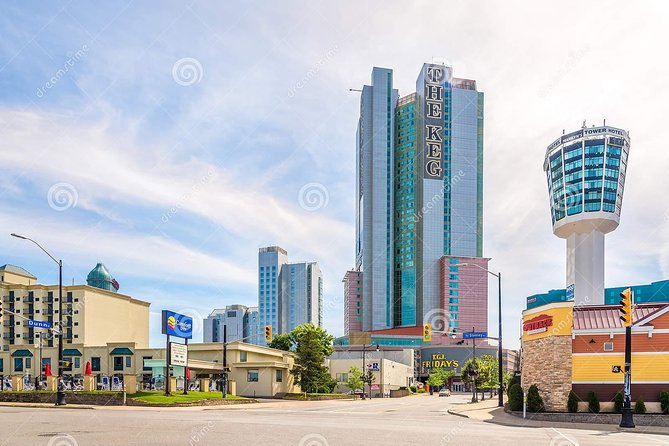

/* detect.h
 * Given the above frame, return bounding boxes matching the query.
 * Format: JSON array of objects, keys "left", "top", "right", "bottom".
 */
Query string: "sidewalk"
[
  {"left": 0, "top": 402, "right": 94, "bottom": 409},
  {"left": 447, "top": 399, "right": 669, "bottom": 436}
]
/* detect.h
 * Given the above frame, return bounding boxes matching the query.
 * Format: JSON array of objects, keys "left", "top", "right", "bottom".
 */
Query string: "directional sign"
[
  {"left": 612, "top": 365, "right": 622, "bottom": 373},
  {"left": 27, "top": 320, "right": 52, "bottom": 329},
  {"left": 463, "top": 331, "right": 488, "bottom": 339}
]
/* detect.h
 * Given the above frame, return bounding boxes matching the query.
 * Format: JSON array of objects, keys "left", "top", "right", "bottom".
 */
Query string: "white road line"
[
  {"left": 551, "top": 428, "right": 578, "bottom": 446},
  {"left": 639, "top": 435, "right": 669, "bottom": 445}
]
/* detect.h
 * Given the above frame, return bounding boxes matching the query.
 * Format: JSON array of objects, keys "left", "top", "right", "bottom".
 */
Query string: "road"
[{"left": 0, "top": 393, "right": 667, "bottom": 445}]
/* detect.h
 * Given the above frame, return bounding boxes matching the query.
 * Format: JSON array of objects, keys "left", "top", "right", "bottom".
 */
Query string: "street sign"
[
  {"left": 169, "top": 342, "right": 188, "bottom": 367},
  {"left": 612, "top": 365, "right": 622, "bottom": 373},
  {"left": 367, "top": 362, "right": 380, "bottom": 371},
  {"left": 463, "top": 331, "right": 487, "bottom": 339},
  {"left": 27, "top": 320, "right": 52, "bottom": 329}
]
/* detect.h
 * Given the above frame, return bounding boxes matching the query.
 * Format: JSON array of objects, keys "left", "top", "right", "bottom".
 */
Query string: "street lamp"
[
  {"left": 11, "top": 233, "right": 66, "bottom": 406},
  {"left": 361, "top": 343, "right": 379, "bottom": 400},
  {"left": 454, "top": 262, "right": 504, "bottom": 408}
]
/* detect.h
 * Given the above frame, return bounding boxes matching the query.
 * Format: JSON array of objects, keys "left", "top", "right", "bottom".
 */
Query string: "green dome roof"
[{"left": 87, "top": 263, "right": 119, "bottom": 292}]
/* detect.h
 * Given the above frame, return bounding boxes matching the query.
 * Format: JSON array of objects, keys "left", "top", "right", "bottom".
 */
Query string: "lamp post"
[
  {"left": 11, "top": 233, "right": 66, "bottom": 405},
  {"left": 360, "top": 343, "right": 379, "bottom": 400},
  {"left": 454, "top": 262, "right": 504, "bottom": 407}
]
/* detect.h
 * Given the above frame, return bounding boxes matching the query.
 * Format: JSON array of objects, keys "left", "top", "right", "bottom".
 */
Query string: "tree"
[
  {"left": 587, "top": 391, "right": 600, "bottom": 413},
  {"left": 461, "top": 355, "right": 497, "bottom": 399},
  {"left": 660, "top": 391, "right": 669, "bottom": 414},
  {"left": 526, "top": 384, "right": 545, "bottom": 412},
  {"left": 427, "top": 368, "right": 454, "bottom": 389},
  {"left": 634, "top": 397, "right": 647, "bottom": 414},
  {"left": 567, "top": 390, "right": 579, "bottom": 413},
  {"left": 508, "top": 383, "right": 523, "bottom": 411},
  {"left": 613, "top": 391, "right": 624, "bottom": 413},
  {"left": 267, "top": 333, "right": 292, "bottom": 351},
  {"left": 290, "top": 324, "right": 335, "bottom": 393},
  {"left": 345, "top": 366, "right": 364, "bottom": 393}
]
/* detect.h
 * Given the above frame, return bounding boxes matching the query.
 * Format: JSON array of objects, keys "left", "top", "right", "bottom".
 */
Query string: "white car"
[{"left": 438, "top": 389, "right": 451, "bottom": 397}]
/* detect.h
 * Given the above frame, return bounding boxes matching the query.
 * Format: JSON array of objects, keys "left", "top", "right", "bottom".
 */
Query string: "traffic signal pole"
[
  {"left": 619, "top": 288, "right": 635, "bottom": 428},
  {"left": 620, "top": 325, "right": 635, "bottom": 427}
]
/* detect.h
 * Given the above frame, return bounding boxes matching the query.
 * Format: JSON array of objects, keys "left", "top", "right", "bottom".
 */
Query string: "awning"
[
  {"left": 11, "top": 349, "right": 33, "bottom": 357},
  {"left": 110, "top": 347, "right": 133, "bottom": 356},
  {"left": 63, "top": 349, "right": 82, "bottom": 356}
]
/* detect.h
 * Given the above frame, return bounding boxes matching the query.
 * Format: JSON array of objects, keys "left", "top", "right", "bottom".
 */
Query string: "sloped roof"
[
  {"left": 573, "top": 303, "right": 668, "bottom": 330},
  {"left": 0, "top": 264, "right": 37, "bottom": 279}
]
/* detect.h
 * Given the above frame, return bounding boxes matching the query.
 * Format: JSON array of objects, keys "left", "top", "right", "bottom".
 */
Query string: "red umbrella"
[
  {"left": 85, "top": 361, "right": 92, "bottom": 375},
  {"left": 185, "top": 367, "right": 191, "bottom": 380},
  {"left": 44, "top": 363, "right": 52, "bottom": 377}
]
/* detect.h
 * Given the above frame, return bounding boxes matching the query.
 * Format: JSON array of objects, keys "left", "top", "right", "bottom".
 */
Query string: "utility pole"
[{"left": 222, "top": 324, "right": 228, "bottom": 398}]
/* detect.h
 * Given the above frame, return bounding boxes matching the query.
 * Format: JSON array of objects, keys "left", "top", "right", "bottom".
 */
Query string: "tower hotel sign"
[{"left": 423, "top": 65, "right": 444, "bottom": 180}]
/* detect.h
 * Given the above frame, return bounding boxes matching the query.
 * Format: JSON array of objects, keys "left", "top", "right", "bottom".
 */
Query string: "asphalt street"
[{"left": 0, "top": 393, "right": 668, "bottom": 445}]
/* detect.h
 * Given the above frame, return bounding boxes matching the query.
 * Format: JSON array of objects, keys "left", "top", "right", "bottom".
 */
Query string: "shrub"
[
  {"left": 508, "top": 383, "right": 523, "bottom": 411},
  {"left": 613, "top": 391, "right": 624, "bottom": 413},
  {"left": 660, "top": 391, "right": 669, "bottom": 414},
  {"left": 587, "top": 391, "right": 600, "bottom": 413},
  {"left": 409, "top": 385, "right": 417, "bottom": 393},
  {"left": 527, "top": 384, "right": 545, "bottom": 413},
  {"left": 416, "top": 388, "right": 426, "bottom": 394},
  {"left": 567, "top": 390, "right": 579, "bottom": 413},
  {"left": 634, "top": 397, "right": 647, "bottom": 414}
]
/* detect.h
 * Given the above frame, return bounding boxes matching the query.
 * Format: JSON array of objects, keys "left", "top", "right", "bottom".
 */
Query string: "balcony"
[
  {"left": 2, "top": 333, "right": 12, "bottom": 340},
  {"left": 22, "top": 296, "right": 34, "bottom": 303},
  {"left": 3, "top": 320, "right": 13, "bottom": 327},
  {"left": 2, "top": 295, "right": 12, "bottom": 303},
  {"left": 43, "top": 296, "right": 54, "bottom": 303}
]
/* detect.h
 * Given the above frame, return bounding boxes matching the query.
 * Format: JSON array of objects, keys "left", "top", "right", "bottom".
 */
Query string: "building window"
[
  {"left": 276, "top": 370, "right": 283, "bottom": 382},
  {"left": 91, "top": 357, "right": 101, "bottom": 372},
  {"left": 143, "top": 356, "right": 152, "bottom": 371},
  {"left": 240, "top": 351, "right": 248, "bottom": 362},
  {"left": 64, "top": 357, "right": 73, "bottom": 371},
  {"left": 74, "top": 357, "right": 80, "bottom": 369},
  {"left": 335, "top": 373, "right": 348, "bottom": 383},
  {"left": 113, "top": 356, "right": 123, "bottom": 371},
  {"left": 603, "top": 342, "right": 614, "bottom": 352},
  {"left": 14, "top": 358, "right": 23, "bottom": 372},
  {"left": 0, "top": 358, "right": 3, "bottom": 372},
  {"left": 26, "top": 358, "right": 31, "bottom": 369},
  {"left": 125, "top": 356, "right": 132, "bottom": 368},
  {"left": 247, "top": 370, "right": 259, "bottom": 382}
]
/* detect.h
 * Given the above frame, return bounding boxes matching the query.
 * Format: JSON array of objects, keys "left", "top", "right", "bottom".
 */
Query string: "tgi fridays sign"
[{"left": 523, "top": 314, "right": 553, "bottom": 335}]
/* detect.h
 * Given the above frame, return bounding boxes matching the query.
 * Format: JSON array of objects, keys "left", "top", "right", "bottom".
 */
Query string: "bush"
[
  {"left": 587, "top": 391, "right": 600, "bottom": 413},
  {"left": 567, "top": 390, "right": 579, "bottom": 413},
  {"left": 409, "top": 385, "right": 417, "bottom": 393},
  {"left": 634, "top": 397, "right": 647, "bottom": 414},
  {"left": 613, "top": 391, "right": 624, "bottom": 413},
  {"left": 416, "top": 388, "right": 426, "bottom": 394},
  {"left": 660, "top": 391, "right": 669, "bottom": 414},
  {"left": 508, "top": 383, "right": 523, "bottom": 411},
  {"left": 526, "top": 384, "right": 545, "bottom": 413}
]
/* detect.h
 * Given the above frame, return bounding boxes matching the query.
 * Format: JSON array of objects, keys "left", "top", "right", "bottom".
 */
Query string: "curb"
[
  {"left": 0, "top": 403, "right": 94, "bottom": 410},
  {"left": 447, "top": 408, "right": 470, "bottom": 418}
]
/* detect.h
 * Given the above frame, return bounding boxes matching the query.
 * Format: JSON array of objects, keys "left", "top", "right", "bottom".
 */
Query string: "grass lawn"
[{"left": 129, "top": 391, "right": 244, "bottom": 404}]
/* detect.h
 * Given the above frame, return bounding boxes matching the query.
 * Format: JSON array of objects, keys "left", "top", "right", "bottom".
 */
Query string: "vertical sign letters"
[{"left": 424, "top": 65, "right": 444, "bottom": 179}]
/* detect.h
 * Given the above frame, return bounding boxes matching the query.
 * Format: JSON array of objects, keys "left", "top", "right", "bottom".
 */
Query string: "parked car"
[{"left": 438, "top": 389, "right": 451, "bottom": 397}]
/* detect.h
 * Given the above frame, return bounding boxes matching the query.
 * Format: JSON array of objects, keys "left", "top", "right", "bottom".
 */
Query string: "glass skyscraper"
[{"left": 355, "top": 63, "right": 485, "bottom": 332}]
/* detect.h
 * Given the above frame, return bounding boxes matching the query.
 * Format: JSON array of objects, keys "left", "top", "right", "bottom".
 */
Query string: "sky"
[{"left": 2, "top": 0, "right": 669, "bottom": 349}]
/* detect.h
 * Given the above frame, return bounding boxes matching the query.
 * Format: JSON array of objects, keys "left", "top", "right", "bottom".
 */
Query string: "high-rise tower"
[
  {"left": 544, "top": 124, "right": 630, "bottom": 306},
  {"left": 355, "top": 63, "right": 485, "bottom": 333}
]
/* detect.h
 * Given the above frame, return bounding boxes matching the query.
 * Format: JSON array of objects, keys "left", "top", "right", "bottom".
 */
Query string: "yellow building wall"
[
  {"left": 81, "top": 287, "right": 149, "bottom": 348},
  {"left": 522, "top": 304, "right": 573, "bottom": 342},
  {"left": 573, "top": 354, "right": 669, "bottom": 382}
]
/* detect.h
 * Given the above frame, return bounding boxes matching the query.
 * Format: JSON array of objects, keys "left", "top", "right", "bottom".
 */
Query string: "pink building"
[
  {"left": 343, "top": 270, "right": 363, "bottom": 335},
  {"left": 428, "top": 256, "right": 490, "bottom": 345}
]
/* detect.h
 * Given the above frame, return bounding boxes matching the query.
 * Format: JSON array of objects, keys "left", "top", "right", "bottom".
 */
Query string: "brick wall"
[{"left": 521, "top": 336, "right": 572, "bottom": 412}]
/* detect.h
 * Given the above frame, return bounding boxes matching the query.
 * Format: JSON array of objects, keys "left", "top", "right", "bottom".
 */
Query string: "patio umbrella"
[
  {"left": 44, "top": 362, "right": 52, "bottom": 377},
  {"left": 85, "top": 361, "right": 92, "bottom": 375},
  {"left": 185, "top": 367, "right": 191, "bottom": 380}
]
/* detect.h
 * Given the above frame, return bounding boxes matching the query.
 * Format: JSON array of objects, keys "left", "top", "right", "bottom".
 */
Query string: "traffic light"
[
  {"left": 619, "top": 288, "right": 633, "bottom": 327},
  {"left": 264, "top": 325, "right": 273, "bottom": 343},
  {"left": 423, "top": 323, "right": 432, "bottom": 342}
]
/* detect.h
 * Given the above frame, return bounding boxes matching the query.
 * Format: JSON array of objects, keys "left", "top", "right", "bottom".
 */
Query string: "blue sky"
[{"left": 2, "top": 1, "right": 669, "bottom": 349}]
